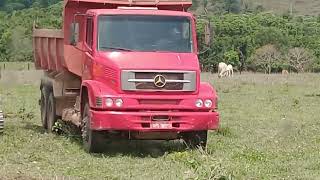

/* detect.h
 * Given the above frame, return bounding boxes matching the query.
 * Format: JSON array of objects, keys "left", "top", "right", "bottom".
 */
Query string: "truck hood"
[{"left": 97, "top": 52, "right": 200, "bottom": 70}]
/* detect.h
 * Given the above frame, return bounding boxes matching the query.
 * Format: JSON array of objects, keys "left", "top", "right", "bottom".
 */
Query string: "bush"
[
  {"left": 250, "top": 44, "right": 282, "bottom": 74},
  {"left": 286, "top": 47, "right": 315, "bottom": 72}
]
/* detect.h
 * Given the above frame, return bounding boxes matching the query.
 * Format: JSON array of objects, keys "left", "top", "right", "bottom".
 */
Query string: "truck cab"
[{"left": 33, "top": 0, "right": 219, "bottom": 153}]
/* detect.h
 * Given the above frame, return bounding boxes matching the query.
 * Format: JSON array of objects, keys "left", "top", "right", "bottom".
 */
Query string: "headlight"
[
  {"left": 105, "top": 98, "right": 113, "bottom": 107},
  {"left": 115, "top": 98, "right": 123, "bottom": 107},
  {"left": 204, "top": 99, "right": 213, "bottom": 108},
  {"left": 195, "top": 99, "right": 203, "bottom": 108}
]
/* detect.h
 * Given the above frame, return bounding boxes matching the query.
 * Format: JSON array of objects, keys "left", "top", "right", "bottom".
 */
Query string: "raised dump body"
[
  {"left": 33, "top": 0, "right": 219, "bottom": 153},
  {"left": 33, "top": 29, "right": 64, "bottom": 71}
]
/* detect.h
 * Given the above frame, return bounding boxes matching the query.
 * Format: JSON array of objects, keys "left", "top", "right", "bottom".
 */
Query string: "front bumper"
[{"left": 90, "top": 110, "right": 219, "bottom": 131}]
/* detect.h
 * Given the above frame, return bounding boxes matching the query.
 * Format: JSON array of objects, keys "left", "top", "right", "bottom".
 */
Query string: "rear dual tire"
[
  {"left": 40, "top": 89, "right": 48, "bottom": 129},
  {"left": 40, "top": 87, "right": 57, "bottom": 133}
]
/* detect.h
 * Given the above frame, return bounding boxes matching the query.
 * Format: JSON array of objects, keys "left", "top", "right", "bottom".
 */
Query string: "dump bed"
[
  {"left": 33, "top": 0, "right": 192, "bottom": 75},
  {"left": 33, "top": 29, "right": 65, "bottom": 71}
]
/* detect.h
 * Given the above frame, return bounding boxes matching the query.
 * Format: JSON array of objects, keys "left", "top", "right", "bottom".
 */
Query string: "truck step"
[{"left": 64, "top": 88, "right": 80, "bottom": 96}]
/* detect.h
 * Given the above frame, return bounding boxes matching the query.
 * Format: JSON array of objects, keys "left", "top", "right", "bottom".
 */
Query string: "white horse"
[
  {"left": 218, "top": 62, "right": 228, "bottom": 78},
  {"left": 218, "top": 63, "right": 233, "bottom": 78},
  {"left": 226, "top": 64, "right": 234, "bottom": 77}
]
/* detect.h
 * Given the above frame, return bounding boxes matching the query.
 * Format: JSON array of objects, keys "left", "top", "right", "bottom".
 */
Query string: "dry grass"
[{"left": 0, "top": 71, "right": 320, "bottom": 179}]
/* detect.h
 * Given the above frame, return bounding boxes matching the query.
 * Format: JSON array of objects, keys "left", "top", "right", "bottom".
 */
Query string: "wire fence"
[{"left": 0, "top": 62, "right": 35, "bottom": 71}]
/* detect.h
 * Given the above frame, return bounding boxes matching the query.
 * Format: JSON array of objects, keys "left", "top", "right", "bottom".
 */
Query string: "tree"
[
  {"left": 254, "top": 27, "right": 288, "bottom": 48},
  {"left": 237, "top": 44, "right": 247, "bottom": 74},
  {"left": 8, "top": 26, "right": 32, "bottom": 61},
  {"left": 5, "top": 2, "right": 26, "bottom": 12},
  {"left": 224, "top": 0, "right": 241, "bottom": 13},
  {"left": 286, "top": 48, "right": 314, "bottom": 72},
  {"left": 224, "top": 50, "right": 240, "bottom": 68},
  {"left": 251, "top": 44, "right": 281, "bottom": 74},
  {"left": 255, "top": 5, "right": 265, "bottom": 13},
  {"left": 289, "top": 0, "right": 296, "bottom": 16},
  {"left": 0, "top": 0, "right": 5, "bottom": 8},
  {"left": 0, "top": 1, "right": 62, "bottom": 62},
  {"left": 40, "top": 0, "right": 49, "bottom": 7},
  {"left": 22, "top": 0, "right": 33, "bottom": 8}
]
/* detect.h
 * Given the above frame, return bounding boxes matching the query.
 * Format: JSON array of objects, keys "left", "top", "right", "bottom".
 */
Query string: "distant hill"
[
  {"left": 247, "top": 0, "right": 320, "bottom": 15},
  {"left": 192, "top": 0, "right": 319, "bottom": 16}
]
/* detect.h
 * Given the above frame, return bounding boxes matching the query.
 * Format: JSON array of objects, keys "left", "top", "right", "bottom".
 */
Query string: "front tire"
[
  {"left": 82, "top": 103, "right": 104, "bottom": 153},
  {"left": 182, "top": 130, "right": 208, "bottom": 150}
]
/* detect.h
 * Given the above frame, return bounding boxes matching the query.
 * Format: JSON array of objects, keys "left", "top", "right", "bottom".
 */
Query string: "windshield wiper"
[{"left": 100, "top": 46, "right": 133, "bottom": 52}]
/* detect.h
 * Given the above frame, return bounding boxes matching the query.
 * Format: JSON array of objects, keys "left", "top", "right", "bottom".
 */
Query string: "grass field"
[{"left": 1, "top": 71, "right": 320, "bottom": 179}]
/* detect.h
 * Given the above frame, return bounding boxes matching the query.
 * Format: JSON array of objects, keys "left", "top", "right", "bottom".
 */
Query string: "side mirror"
[{"left": 70, "top": 22, "right": 79, "bottom": 46}]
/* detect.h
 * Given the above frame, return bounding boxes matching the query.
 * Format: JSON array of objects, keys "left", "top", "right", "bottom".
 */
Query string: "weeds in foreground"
[{"left": 168, "top": 150, "right": 234, "bottom": 180}]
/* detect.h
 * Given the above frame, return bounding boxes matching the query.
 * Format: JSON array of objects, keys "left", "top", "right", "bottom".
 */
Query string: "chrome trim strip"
[
  {"left": 122, "top": 70, "right": 195, "bottom": 73},
  {"left": 128, "top": 79, "right": 191, "bottom": 83}
]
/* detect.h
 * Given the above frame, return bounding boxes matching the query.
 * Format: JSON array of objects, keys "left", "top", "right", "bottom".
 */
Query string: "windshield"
[{"left": 98, "top": 15, "right": 193, "bottom": 53}]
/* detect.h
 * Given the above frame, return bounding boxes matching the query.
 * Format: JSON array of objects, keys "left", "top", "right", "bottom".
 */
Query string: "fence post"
[{"left": 28, "top": 63, "right": 30, "bottom": 70}]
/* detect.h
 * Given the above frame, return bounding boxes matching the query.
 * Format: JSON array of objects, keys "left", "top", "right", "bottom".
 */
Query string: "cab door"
[{"left": 83, "top": 16, "right": 94, "bottom": 80}]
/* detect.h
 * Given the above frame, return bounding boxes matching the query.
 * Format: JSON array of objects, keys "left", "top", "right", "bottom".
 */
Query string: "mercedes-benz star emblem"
[{"left": 154, "top": 75, "right": 166, "bottom": 88}]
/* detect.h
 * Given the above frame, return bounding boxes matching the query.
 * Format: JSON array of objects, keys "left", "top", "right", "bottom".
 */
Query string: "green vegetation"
[
  {"left": 1, "top": 72, "right": 320, "bottom": 179},
  {"left": 0, "top": 0, "right": 61, "bottom": 12},
  {"left": 197, "top": 13, "right": 320, "bottom": 73},
  {"left": 0, "top": 2, "right": 62, "bottom": 62},
  {"left": 0, "top": 0, "right": 319, "bottom": 74}
]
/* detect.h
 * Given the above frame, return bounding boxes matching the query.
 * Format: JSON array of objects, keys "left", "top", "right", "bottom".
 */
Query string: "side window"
[{"left": 86, "top": 17, "right": 93, "bottom": 48}]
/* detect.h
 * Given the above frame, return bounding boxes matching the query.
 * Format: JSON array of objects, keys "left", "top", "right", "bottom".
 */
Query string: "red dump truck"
[{"left": 33, "top": 0, "right": 219, "bottom": 152}]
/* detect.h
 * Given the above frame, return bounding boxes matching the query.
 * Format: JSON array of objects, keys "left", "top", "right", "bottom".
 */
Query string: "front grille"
[
  {"left": 121, "top": 70, "right": 196, "bottom": 91},
  {"left": 135, "top": 72, "right": 184, "bottom": 90}
]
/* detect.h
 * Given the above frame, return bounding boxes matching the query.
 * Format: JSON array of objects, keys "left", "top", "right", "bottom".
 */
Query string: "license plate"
[{"left": 151, "top": 122, "right": 171, "bottom": 129}]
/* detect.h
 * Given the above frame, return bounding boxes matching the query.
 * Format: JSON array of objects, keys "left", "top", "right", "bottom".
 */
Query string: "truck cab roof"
[
  {"left": 87, "top": 8, "right": 194, "bottom": 18},
  {"left": 65, "top": 0, "right": 192, "bottom": 11}
]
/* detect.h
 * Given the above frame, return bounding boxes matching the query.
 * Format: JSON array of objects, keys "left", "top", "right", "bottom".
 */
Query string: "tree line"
[
  {"left": 0, "top": 0, "right": 60, "bottom": 12},
  {"left": 0, "top": 2, "right": 62, "bottom": 62},
  {"left": 197, "top": 13, "right": 320, "bottom": 73},
  {"left": 0, "top": 0, "right": 319, "bottom": 73}
]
